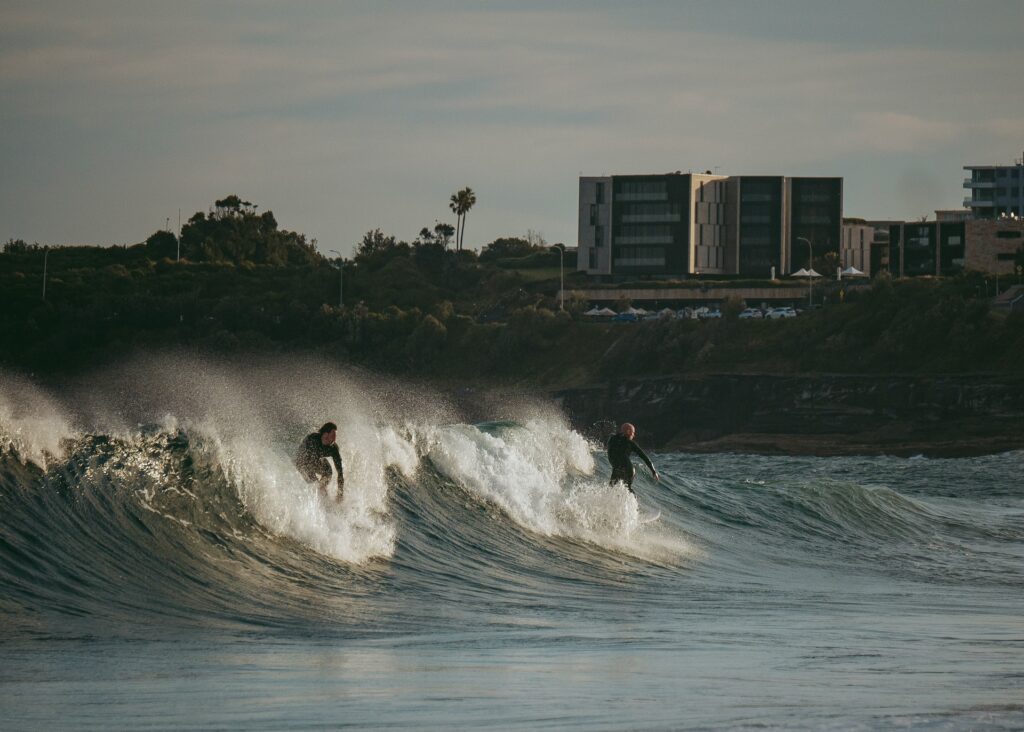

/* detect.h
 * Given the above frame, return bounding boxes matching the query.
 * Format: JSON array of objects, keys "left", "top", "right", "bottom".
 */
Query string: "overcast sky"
[{"left": 2, "top": 1, "right": 1023, "bottom": 255}]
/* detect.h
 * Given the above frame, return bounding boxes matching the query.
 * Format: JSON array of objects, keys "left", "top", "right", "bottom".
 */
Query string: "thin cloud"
[{"left": 2, "top": 2, "right": 1023, "bottom": 250}]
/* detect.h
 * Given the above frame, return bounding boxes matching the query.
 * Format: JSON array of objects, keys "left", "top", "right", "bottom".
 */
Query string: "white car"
[
  {"left": 738, "top": 308, "right": 763, "bottom": 319},
  {"left": 766, "top": 307, "right": 797, "bottom": 319}
]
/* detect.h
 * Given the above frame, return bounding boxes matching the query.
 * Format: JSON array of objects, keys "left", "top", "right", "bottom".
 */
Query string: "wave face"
[{"left": 0, "top": 356, "right": 700, "bottom": 635}]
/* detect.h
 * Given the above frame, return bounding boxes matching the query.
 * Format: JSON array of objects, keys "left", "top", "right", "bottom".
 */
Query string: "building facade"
[
  {"left": 963, "top": 219, "right": 1024, "bottom": 275},
  {"left": 886, "top": 219, "right": 1024, "bottom": 276},
  {"left": 841, "top": 219, "right": 875, "bottom": 275},
  {"left": 578, "top": 172, "right": 843, "bottom": 278},
  {"left": 888, "top": 221, "right": 966, "bottom": 277},
  {"left": 963, "top": 153, "right": 1024, "bottom": 219}
]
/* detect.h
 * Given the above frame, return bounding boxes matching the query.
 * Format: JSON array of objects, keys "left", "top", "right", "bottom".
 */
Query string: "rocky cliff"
[{"left": 554, "top": 375, "right": 1024, "bottom": 457}]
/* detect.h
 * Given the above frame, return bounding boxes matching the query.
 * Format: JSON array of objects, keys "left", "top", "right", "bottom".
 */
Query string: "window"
[
  {"left": 594, "top": 225, "right": 604, "bottom": 247},
  {"left": 620, "top": 202, "right": 681, "bottom": 222},
  {"left": 613, "top": 246, "right": 666, "bottom": 266},
  {"left": 595, "top": 182, "right": 605, "bottom": 204},
  {"left": 589, "top": 204, "right": 597, "bottom": 225},
  {"left": 996, "top": 230, "right": 1022, "bottom": 239},
  {"left": 616, "top": 181, "right": 668, "bottom": 200},
  {"left": 589, "top": 249, "right": 597, "bottom": 268}
]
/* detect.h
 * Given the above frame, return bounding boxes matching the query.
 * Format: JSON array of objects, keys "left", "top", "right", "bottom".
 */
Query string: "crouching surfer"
[
  {"left": 295, "top": 422, "right": 344, "bottom": 501},
  {"left": 607, "top": 422, "right": 659, "bottom": 494}
]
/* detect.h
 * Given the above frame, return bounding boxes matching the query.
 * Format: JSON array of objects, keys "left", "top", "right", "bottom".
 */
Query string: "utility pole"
[
  {"left": 797, "top": 236, "right": 814, "bottom": 307},
  {"left": 42, "top": 247, "right": 49, "bottom": 301},
  {"left": 555, "top": 245, "right": 565, "bottom": 310},
  {"left": 329, "top": 249, "right": 344, "bottom": 307}
]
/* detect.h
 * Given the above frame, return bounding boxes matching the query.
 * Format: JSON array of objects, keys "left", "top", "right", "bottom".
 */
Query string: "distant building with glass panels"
[{"left": 578, "top": 172, "right": 842, "bottom": 278}]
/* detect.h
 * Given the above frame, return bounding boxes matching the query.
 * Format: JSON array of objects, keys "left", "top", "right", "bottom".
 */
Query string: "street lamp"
[
  {"left": 42, "top": 247, "right": 49, "bottom": 301},
  {"left": 329, "top": 249, "right": 344, "bottom": 308},
  {"left": 797, "top": 236, "right": 814, "bottom": 307},
  {"left": 553, "top": 245, "right": 565, "bottom": 310}
]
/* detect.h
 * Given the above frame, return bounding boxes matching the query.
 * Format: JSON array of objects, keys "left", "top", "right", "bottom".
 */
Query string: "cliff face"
[{"left": 554, "top": 375, "right": 1024, "bottom": 457}]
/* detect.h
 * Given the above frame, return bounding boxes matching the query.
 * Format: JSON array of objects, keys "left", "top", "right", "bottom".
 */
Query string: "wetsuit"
[
  {"left": 295, "top": 432, "right": 344, "bottom": 495},
  {"left": 607, "top": 433, "right": 655, "bottom": 492}
]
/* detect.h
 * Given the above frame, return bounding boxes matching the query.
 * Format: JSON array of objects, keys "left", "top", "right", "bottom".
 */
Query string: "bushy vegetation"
[
  {"left": 3, "top": 197, "right": 1022, "bottom": 383},
  {"left": 594, "top": 272, "right": 1024, "bottom": 378}
]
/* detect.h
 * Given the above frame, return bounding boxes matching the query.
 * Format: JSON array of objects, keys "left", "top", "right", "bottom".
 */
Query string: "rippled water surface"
[{"left": 2, "top": 360, "right": 1022, "bottom": 730}]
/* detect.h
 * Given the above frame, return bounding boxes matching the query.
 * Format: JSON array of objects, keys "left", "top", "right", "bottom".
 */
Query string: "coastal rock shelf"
[{"left": 555, "top": 374, "right": 1024, "bottom": 457}]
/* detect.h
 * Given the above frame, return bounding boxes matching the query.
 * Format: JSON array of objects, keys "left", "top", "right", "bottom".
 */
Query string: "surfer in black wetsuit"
[
  {"left": 295, "top": 422, "right": 344, "bottom": 500},
  {"left": 607, "top": 422, "right": 659, "bottom": 493}
]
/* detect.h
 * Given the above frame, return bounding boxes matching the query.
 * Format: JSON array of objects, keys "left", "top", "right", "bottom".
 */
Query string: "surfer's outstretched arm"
[{"left": 632, "top": 443, "right": 659, "bottom": 482}]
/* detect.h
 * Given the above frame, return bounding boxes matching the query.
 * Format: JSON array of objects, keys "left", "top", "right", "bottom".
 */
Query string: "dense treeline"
[
  {"left": 0, "top": 197, "right": 574, "bottom": 374},
  {"left": 2, "top": 197, "right": 1022, "bottom": 382}
]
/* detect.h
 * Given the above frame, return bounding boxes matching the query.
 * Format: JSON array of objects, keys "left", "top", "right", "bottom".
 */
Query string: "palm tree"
[
  {"left": 448, "top": 187, "right": 477, "bottom": 251},
  {"left": 448, "top": 192, "right": 461, "bottom": 250}
]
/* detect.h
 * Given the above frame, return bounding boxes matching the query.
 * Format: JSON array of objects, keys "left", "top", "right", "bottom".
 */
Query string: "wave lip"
[{"left": 421, "top": 419, "right": 696, "bottom": 563}]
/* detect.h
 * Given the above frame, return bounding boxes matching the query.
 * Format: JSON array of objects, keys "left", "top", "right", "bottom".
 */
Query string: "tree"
[
  {"left": 419, "top": 222, "right": 455, "bottom": 250},
  {"left": 354, "top": 229, "right": 411, "bottom": 271},
  {"left": 480, "top": 236, "right": 534, "bottom": 261},
  {"left": 448, "top": 187, "right": 477, "bottom": 251},
  {"left": 3, "top": 238, "right": 32, "bottom": 254},
  {"left": 144, "top": 230, "right": 178, "bottom": 259},
  {"left": 433, "top": 222, "right": 455, "bottom": 249},
  {"left": 177, "top": 196, "right": 318, "bottom": 265},
  {"left": 525, "top": 229, "right": 547, "bottom": 248}
]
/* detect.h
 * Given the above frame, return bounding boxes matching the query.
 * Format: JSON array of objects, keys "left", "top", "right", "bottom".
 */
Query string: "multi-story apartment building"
[
  {"left": 578, "top": 172, "right": 843, "bottom": 278},
  {"left": 963, "top": 153, "right": 1024, "bottom": 219}
]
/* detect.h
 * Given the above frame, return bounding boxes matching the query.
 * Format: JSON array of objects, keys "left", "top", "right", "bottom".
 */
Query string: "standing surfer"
[
  {"left": 295, "top": 422, "right": 344, "bottom": 501},
  {"left": 607, "top": 422, "right": 659, "bottom": 493}
]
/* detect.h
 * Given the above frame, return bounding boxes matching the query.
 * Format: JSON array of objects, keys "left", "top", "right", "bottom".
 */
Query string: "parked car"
[
  {"left": 611, "top": 312, "right": 638, "bottom": 322},
  {"left": 738, "top": 308, "right": 763, "bottom": 319},
  {"left": 766, "top": 306, "right": 797, "bottom": 319}
]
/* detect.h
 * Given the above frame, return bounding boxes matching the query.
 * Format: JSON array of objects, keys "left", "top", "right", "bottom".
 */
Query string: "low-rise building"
[
  {"left": 935, "top": 209, "right": 973, "bottom": 223},
  {"left": 841, "top": 218, "right": 875, "bottom": 275},
  {"left": 963, "top": 219, "right": 1024, "bottom": 275},
  {"left": 886, "top": 218, "right": 1022, "bottom": 276}
]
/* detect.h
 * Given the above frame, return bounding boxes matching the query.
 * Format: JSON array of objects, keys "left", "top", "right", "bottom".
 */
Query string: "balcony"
[
  {"left": 964, "top": 178, "right": 995, "bottom": 188},
  {"left": 965, "top": 198, "right": 994, "bottom": 208}
]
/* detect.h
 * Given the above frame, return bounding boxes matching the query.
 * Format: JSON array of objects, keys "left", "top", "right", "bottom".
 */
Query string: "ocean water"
[{"left": 1, "top": 358, "right": 1022, "bottom": 731}]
